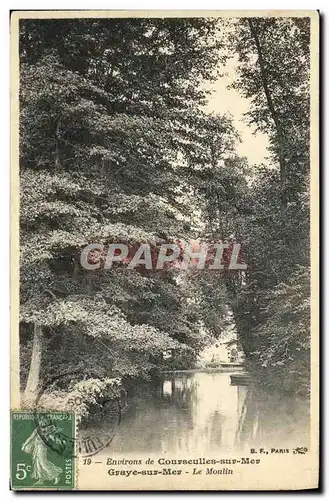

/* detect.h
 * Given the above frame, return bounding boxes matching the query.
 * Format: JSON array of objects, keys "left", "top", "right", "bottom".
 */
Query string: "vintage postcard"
[{"left": 10, "top": 10, "right": 319, "bottom": 491}]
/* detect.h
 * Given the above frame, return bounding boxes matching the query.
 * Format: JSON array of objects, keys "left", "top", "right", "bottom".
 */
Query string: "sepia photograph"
[{"left": 10, "top": 10, "right": 319, "bottom": 490}]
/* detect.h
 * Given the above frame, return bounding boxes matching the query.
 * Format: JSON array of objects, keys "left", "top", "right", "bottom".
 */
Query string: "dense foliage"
[{"left": 19, "top": 18, "right": 226, "bottom": 407}]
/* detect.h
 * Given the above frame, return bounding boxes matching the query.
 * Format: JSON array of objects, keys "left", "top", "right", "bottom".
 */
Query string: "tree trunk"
[
  {"left": 23, "top": 323, "right": 43, "bottom": 407},
  {"left": 72, "top": 256, "right": 79, "bottom": 281},
  {"left": 248, "top": 19, "right": 287, "bottom": 207}
]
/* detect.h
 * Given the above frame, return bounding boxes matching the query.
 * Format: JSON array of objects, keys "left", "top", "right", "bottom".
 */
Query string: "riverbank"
[{"left": 161, "top": 363, "right": 245, "bottom": 374}]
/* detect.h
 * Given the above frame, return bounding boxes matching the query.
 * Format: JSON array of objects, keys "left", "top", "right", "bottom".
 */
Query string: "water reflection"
[{"left": 101, "top": 372, "right": 309, "bottom": 455}]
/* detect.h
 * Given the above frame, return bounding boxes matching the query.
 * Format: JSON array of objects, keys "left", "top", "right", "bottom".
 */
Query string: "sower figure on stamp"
[{"left": 22, "top": 428, "right": 62, "bottom": 485}]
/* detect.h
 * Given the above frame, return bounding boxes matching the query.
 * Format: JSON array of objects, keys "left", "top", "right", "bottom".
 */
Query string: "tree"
[
  {"left": 221, "top": 17, "right": 310, "bottom": 393},
  {"left": 231, "top": 17, "right": 310, "bottom": 205}
]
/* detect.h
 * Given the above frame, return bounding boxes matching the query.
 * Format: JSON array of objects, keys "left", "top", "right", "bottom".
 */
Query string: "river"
[{"left": 90, "top": 371, "right": 309, "bottom": 456}]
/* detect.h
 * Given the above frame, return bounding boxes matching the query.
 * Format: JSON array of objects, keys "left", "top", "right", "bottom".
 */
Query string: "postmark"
[{"left": 33, "top": 371, "right": 122, "bottom": 458}]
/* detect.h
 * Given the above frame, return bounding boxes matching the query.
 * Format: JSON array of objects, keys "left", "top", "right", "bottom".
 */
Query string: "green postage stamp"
[{"left": 11, "top": 412, "right": 75, "bottom": 490}]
